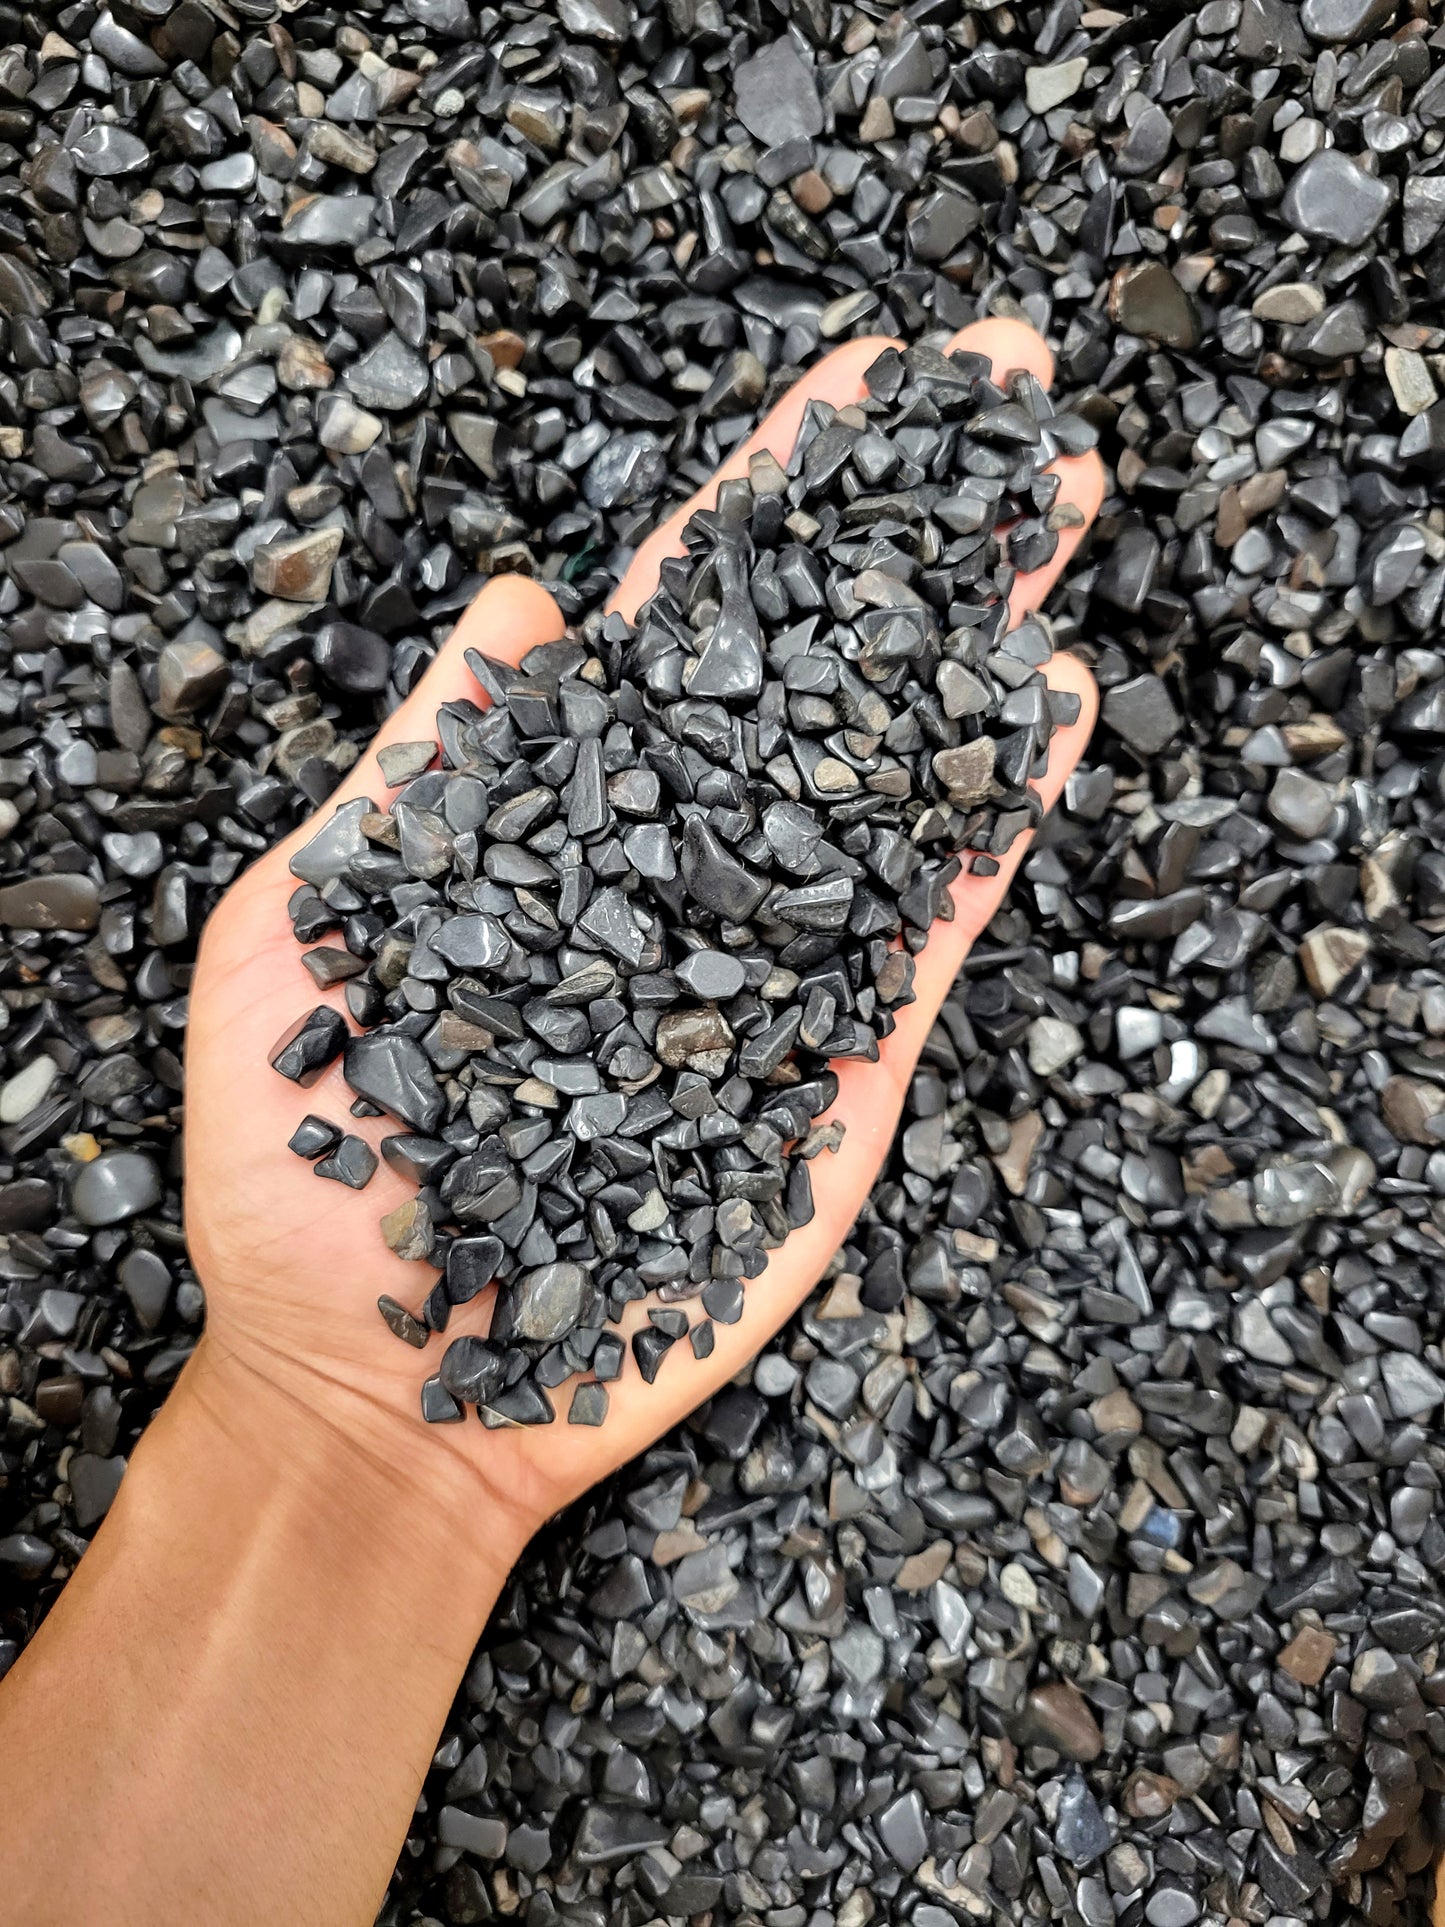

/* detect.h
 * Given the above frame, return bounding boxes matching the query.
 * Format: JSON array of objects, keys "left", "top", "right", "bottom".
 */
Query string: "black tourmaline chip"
[
  {"left": 288, "top": 1115, "right": 342, "bottom": 1160},
  {"left": 446, "top": 1236, "right": 504, "bottom": 1305},
  {"left": 270, "top": 1007, "right": 348, "bottom": 1085},
  {"left": 313, "top": 1135, "right": 378, "bottom": 1189},
  {"left": 568, "top": 1381, "right": 609, "bottom": 1426},
  {"left": 438, "top": 1336, "right": 506, "bottom": 1405},
  {"left": 420, "top": 1377, "right": 463, "bottom": 1424},
  {"left": 377, "top": 1296, "right": 427, "bottom": 1349}
]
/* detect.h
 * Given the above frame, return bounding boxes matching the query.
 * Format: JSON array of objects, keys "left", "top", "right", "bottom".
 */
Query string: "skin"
[{"left": 0, "top": 319, "right": 1104, "bottom": 1925}]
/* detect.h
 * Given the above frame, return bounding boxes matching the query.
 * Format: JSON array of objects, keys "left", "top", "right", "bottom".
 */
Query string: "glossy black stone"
[
  {"left": 446, "top": 1235, "right": 503, "bottom": 1304},
  {"left": 378, "top": 1295, "right": 428, "bottom": 1348},
  {"left": 568, "top": 1381, "right": 609, "bottom": 1426},
  {"left": 439, "top": 1336, "right": 506, "bottom": 1404},
  {"left": 420, "top": 1376, "right": 464, "bottom": 1424},
  {"left": 270, "top": 1007, "right": 348, "bottom": 1085},
  {"left": 288, "top": 1115, "right": 343, "bottom": 1160},
  {"left": 343, "top": 1032, "right": 444, "bottom": 1134},
  {"left": 313, "top": 1135, "right": 378, "bottom": 1189}
]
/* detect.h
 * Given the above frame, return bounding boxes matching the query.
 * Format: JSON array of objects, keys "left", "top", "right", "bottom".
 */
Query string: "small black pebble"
[
  {"left": 378, "top": 1295, "right": 428, "bottom": 1349},
  {"left": 420, "top": 1376, "right": 464, "bottom": 1424},
  {"left": 288, "top": 1115, "right": 342, "bottom": 1159},
  {"left": 633, "top": 1326, "right": 677, "bottom": 1385},
  {"left": 568, "top": 1381, "right": 609, "bottom": 1426},
  {"left": 269, "top": 1007, "right": 348, "bottom": 1085},
  {"left": 439, "top": 1335, "right": 505, "bottom": 1403},
  {"left": 313, "top": 1135, "right": 378, "bottom": 1188}
]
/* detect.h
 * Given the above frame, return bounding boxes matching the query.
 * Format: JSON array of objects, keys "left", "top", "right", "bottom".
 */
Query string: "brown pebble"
[
  {"left": 381, "top": 1196, "right": 433, "bottom": 1262},
  {"left": 478, "top": 329, "right": 526, "bottom": 370},
  {"left": 1122, "top": 1770, "right": 1181, "bottom": 1818},
  {"left": 896, "top": 1541, "right": 952, "bottom": 1592},
  {"left": 1020, "top": 1681, "right": 1103, "bottom": 1762},
  {"left": 1278, "top": 1624, "right": 1338, "bottom": 1686},
  {"left": 790, "top": 168, "right": 832, "bottom": 215}
]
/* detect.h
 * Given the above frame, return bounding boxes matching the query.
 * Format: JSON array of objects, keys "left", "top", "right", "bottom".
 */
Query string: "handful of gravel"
[{"left": 270, "top": 343, "right": 1092, "bottom": 1427}]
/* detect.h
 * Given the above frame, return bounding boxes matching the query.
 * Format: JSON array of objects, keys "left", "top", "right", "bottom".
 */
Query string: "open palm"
[{"left": 185, "top": 317, "right": 1104, "bottom": 1540}]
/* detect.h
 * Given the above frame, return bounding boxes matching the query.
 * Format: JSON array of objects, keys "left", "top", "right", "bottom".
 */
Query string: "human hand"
[{"left": 184, "top": 316, "right": 1104, "bottom": 1545}]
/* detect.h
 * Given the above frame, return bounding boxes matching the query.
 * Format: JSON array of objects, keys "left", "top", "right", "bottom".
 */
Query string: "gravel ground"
[{"left": 5, "top": 0, "right": 1445, "bottom": 1923}]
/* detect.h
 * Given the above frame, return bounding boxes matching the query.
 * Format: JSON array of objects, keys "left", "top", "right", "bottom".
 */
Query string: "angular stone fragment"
[
  {"left": 344, "top": 334, "right": 429, "bottom": 411},
  {"left": 1026, "top": 58, "right": 1087, "bottom": 114},
  {"left": 681, "top": 819, "right": 768, "bottom": 921},
  {"left": 568, "top": 1381, "right": 609, "bottom": 1426},
  {"left": 378, "top": 1295, "right": 428, "bottom": 1348},
  {"left": 380, "top": 1197, "right": 433, "bottom": 1261},
  {"left": 1123, "top": 1771, "right": 1181, "bottom": 1819},
  {"left": 1020, "top": 1681, "right": 1103, "bottom": 1761},
  {"left": 932, "top": 738, "right": 995, "bottom": 804},
  {"left": 252, "top": 527, "right": 344, "bottom": 602},
  {"left": 270, "top": 1007, "right": 348, "bottom": 1084},
  {"left": 656, "top": 1008, "right": 735, "bottom": 1067},
  {"left": 1404, "top": 175, "right": 1445, "bottom": 255},
  {"left": 1268, "top": 768, "right": 1334, "bottom": 839},
  {"left": 0, "top": 875, "right": 101, "bottom": 931},
  {"left": 1109, "top": 262, "right": 1200, "bottom": 349},
  {"left": 1027, "top": 1017, "right": 1083, "bottom": 1076},
  {"left": 1301, "top": 0, "right": 1393, "bottom": 41},
  {"left": 1278, "top": 1625, "right": 1337, "bottom": 1685},
  {"left": 1380, "top": 1352, "right": 1445, "bottom": 1419},
  {"left": 1280, "top": 150, "right": 1392, "bottom": 248},
  {"left": 314, "top": 1135, "right": 378, "bottom": 1188},
  {"left": 344, "top": 1032, "right": 444, "bottom": 1133},
  {"left": 1102, "top": 675, "right": 1181, "bottom": 760},
  {"left": 735, "top": 39, "right": 823, "bottom": 147},
  {"left": 1382, "top": 1076, "right": 1445, "bottom": 1145},
  {"left": 1251, "top": 282, "right": 1325, "bottom": 323},
  {"left": 504, "top": 1263, "right": 590, "bottom": 1344},
  {"left": 1385, "top": 348, "right": 1437, "bottom": 418},
  {"left": 1054, "top": 1773, "right": 1112, "bottom": 1866},
  {"left": 157, "top": 638, "right": 228, "bottom": 717},
  {"left": 1298, "top": 925, "right": 1369, "bottom": 996}
]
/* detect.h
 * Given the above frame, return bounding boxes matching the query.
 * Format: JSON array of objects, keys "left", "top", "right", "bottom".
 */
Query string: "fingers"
[
  {"left": 610, "top": 316, "right": 1057, "bottom": 623},
  {"left": 260, "top": 575, "right": 567, "bottom": 878},
  {"left": 610, "top": 334, "right": 899, "bottom": 624},
  {"left": 1007, "top": 450, "right": 1107, "bottom": 623},
  {"left": 325, "top": 574, "right": 566, "bottom": 809}
]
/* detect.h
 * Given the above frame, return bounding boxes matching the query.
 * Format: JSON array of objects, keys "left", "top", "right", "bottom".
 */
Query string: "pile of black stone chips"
[
  {"left": 269, "top": 344, "right": 1093, "bottom": 1429},
  {"left": 9, "top": 0, "right": 1445, "bottom": 1921}
]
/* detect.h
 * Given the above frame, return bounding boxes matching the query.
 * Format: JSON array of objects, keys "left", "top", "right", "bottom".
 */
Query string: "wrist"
[
  {"left": 139, "top": 1334, "right": 531, "bottom": 1608},
  {"left": 0, "top": 1333, "right": 527, "bottom": 1926}
]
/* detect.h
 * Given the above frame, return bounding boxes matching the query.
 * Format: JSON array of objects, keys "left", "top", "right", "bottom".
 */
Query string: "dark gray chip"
[
  {"left": 288, "top": 1115, "right": 343, "bottom": 1159},
  {"left": 270, "top": 1007, "right": 349, "bottom": 1085},
  {"left": 420, "top": 1376, "right": 464, "bottom": 1424},
  {"left": 70, "top": 1152, "right": 163, "bottom": 1227},
  {"left": 439, "top": 1335, "right": 506, "bottom": 1404},
  {"left": 378, "top": 1295, "right": 428, "bottom": 1348},
  {"left": 568, "top": 1380, "right": 610, "bottom": 1425},
  {"left": 343, "top": 1031, "right": 444, "bottom": 1133},
  {"left": 313, "top": 1135, "right": 378, "bottom": 1189}
]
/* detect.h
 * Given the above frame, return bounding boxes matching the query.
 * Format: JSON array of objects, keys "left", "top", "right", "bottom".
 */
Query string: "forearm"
[{"left": 0, "top": 1338, "right": 522, "bottom": 1927}]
